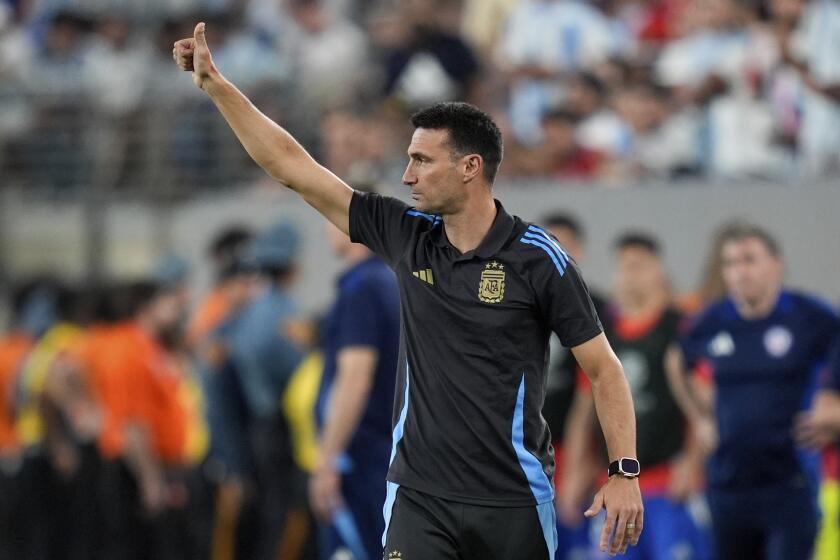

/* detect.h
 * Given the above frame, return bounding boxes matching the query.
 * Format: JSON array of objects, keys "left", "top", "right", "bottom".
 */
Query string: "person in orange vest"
[{"left": 98, "top": 279, "right": 210, "bottom": 560}]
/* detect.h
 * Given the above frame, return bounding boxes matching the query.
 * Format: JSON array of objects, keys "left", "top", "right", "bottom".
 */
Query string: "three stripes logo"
[{"left": 412, "top": 269, "right": 434, "bottom": 285}]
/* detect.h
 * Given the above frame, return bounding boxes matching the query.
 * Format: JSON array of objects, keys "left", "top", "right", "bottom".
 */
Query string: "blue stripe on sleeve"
[{"left": 520, "top": 237, "right": 567, "bottom": 276}]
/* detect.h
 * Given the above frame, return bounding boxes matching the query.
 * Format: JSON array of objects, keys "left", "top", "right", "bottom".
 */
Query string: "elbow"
[{"left": 587, "top": 355, "right": 625, "bottom": 390}]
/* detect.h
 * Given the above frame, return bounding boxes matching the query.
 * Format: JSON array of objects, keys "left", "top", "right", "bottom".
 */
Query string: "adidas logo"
[
  {"left": 412, "top": 269, "right": 434, "bottom": 285},
  {"left": 388, "top": 551, "right": 403, "bottom": 560}
]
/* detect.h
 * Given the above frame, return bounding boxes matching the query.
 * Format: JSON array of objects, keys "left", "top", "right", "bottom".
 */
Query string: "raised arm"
[{"left": 173, "top": 22, "right": 353, "bottom": 233}]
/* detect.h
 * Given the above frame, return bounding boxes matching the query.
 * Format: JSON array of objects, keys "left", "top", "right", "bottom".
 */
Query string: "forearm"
[
  {"left": 319, "top": 376, "right": 373, "bottom": 463},
  {"left": 665, "top": 346, "right": 711, "bottom": 423},
  {"left": 203, "top": 75, "right": 316, "bottom": 189},
  {"left": 124, "top": 423, "right": 163, "bottom": 483},
  {"left": 318, "top": 350, "right": 377, "bottom": 464},
  {"left": 590, "top": 364, "right": 637, "bottom": 462}
]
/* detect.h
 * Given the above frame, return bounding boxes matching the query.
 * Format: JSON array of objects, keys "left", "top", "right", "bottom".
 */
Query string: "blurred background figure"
[
  {"left": 220, "top": 221, "right": 308, "bottom": 560},
  {"left": 669, "top": 222, "right": 840, "bottom": 560},
  {"left": 561, "top": 233, "right": 711, "bottom": 560},
  {"left": 310, "top": 186, "right": 400, "bottom": 560}
]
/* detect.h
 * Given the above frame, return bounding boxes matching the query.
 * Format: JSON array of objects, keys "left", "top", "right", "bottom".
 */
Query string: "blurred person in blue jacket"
[
  {"left": 310, "top": 190, "right": 400, "bottom": 560},
  {"left": 211, "top": 221, "right": 307, "bottom": 560}
]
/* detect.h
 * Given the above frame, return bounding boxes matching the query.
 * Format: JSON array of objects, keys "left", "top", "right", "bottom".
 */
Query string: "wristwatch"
[{"left": 608, "top": 457, "right": 641, "bottom": 478}]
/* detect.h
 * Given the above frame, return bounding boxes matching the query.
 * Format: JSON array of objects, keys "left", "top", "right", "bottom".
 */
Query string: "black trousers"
[{"left": 382, "top": 485, "right": 556, "bottom": 560}]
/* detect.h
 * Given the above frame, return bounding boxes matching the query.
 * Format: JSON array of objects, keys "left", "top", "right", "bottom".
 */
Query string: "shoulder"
[
  {"left": 784, "top": 290, "right": 838, "bottom": 321},
  {"left": 352, "top": 191, "right": 443, "bottom": 231},
  {"left": 685, "top": 298, "right": 734, "bottom": 336},
  {"left": 343, "top": 260, "right": 398, "bottom": 296},
  {"left": 511, "top": 218, "right": 575, "bottom": 279}
]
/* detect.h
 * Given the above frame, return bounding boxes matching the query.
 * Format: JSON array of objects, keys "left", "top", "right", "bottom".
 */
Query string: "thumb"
[
  {"left": 194, "top": 22, "right": 208, "bottom": 49},
  {"left": 584, "top": 491, "right": 604, "bottom": 518}
]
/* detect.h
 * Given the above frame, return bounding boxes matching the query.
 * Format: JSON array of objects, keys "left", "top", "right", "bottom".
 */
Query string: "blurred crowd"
[
  {"left": 2, "top": 209, "right": 840, "bottom": 560},
  {"left": 1, "top": 0, "right": 840, "bottom": 194}
]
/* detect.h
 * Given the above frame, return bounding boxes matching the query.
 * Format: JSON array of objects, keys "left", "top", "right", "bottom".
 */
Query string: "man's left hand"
[{"left": 585, "top": 476, "right": 644, "bottom": 556}]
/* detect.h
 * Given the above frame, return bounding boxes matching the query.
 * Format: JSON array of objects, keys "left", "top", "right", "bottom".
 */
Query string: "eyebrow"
[{"left": 408, "top": 150, "right": 432, "bottom": 160}]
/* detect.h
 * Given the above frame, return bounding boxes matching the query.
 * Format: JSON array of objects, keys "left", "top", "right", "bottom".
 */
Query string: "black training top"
[{"left": 349, "top": 191, "right": 603, "bottom": 507}]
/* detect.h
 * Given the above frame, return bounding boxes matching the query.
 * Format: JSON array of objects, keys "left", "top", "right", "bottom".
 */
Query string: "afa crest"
[{"left": 478, "top": 261, "right": 506, "bottom": 303}]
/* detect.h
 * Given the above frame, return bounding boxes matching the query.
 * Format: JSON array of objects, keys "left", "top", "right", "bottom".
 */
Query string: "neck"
[
  {"left": 442, "top": 194, "right": 497, "bottom": 254},
  {"left": 735, "top": 286, "right": 781, "bottom": 320}
]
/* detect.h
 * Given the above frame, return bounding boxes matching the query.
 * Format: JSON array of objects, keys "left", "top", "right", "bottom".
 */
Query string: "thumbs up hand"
[{"left": 173, "top": 22, "right": 217, "bottom": 90}]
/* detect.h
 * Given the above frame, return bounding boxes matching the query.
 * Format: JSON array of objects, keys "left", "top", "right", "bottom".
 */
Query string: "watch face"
[{"left": 620, "top": 458, "right": 640, "bottom": 476}]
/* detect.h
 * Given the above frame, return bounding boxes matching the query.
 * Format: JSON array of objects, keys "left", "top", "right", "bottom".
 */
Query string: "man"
[
  {"left": 562, "top": 234, "right": 711, "bottom": 559},
  {"left": 107, "top": 280, "right": 210, "bottom": 560},
  {"left": 310, "top": 207, "right": 400, "bottom": 560},
  {"left": 668, "top": 222, "right": 840, "bottom": 559},
  {"left": 173, "top": 24, "right": 642, "bottom": 558}
]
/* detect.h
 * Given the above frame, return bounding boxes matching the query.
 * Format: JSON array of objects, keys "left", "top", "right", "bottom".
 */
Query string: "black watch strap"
[{"left": 608, "top": 457, "right": 640, "bottom": 478}]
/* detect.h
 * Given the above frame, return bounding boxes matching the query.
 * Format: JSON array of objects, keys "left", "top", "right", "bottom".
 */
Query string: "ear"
[{"left": 461, "top": 154, "right": 483, "bottom": 183}]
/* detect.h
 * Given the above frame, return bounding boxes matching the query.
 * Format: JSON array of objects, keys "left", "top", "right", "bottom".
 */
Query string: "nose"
[{"left": 402, "top": 164, "right": 417, "bottom": 186}]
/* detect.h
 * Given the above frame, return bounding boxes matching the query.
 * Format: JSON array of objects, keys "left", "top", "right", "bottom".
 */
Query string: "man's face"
[
  {"left": 615, "top": 246, "right": 666, "bottom": 302},
  {"left": 721, "top": 236, "right": 782, "bottom": 306},
  {"left": 402, "top": 128, "right": 467, "bottom": 215}
]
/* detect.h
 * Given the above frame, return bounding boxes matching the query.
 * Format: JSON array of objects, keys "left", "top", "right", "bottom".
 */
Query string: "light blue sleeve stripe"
[
  {"left": 520, "top": 238, "right": 567, "bottom": 277},
  {"left": 389, "top": 363, "right": 410, "bottom": 466},
  {"left": 381, "top": 481, "right": 400, "bottom": 549},
  {"left": 522, "top": 231, "right": 568, "bottom": 268},
  {"left": 537, "top": 501, "right": 559, "bottom": 558},
  {"left": 527, "top": 225, "right": 571, "bottom": 263},
  {"left": 512, "top": 374, "right": 554, "bottom": 504},
  {"left": 333, "top": 506, "right": 370, "bottom": 560}
]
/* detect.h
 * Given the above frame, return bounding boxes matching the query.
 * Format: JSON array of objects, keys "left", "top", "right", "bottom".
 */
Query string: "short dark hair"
[
  {"left": 717, "top": 221, "right": 781, "bottom": 257},
  {"left": 615, "top": 232, "right": 661, "bottom": 256},
  {"left": 410, "top": 102, "right": 503, "bottom": 183},
  {"left": 541, "top": 212, "right": 584, "bottom": 241}
]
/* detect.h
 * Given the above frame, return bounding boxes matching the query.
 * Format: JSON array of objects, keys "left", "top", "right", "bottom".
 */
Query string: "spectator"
[
  {"left": 772, "top": 0, "right": 840, "bottom": 175},
  {"left": 82, "top": 14, "right": 150, "bottom": 117},
  {"left": 18, "top": 9, "right": 92, "bottom": 190},
  {"left": 606, "top": 83, "right": 701, "bottom": 181},
  {"left": 498, "top": 0, "right": 634, "bottom": 144},
  {"left": 656, "top": 0, "right": 785, "bottom": 178},
  {"left": 382, "top": 0, "right": 480, "bottom": 110}
]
